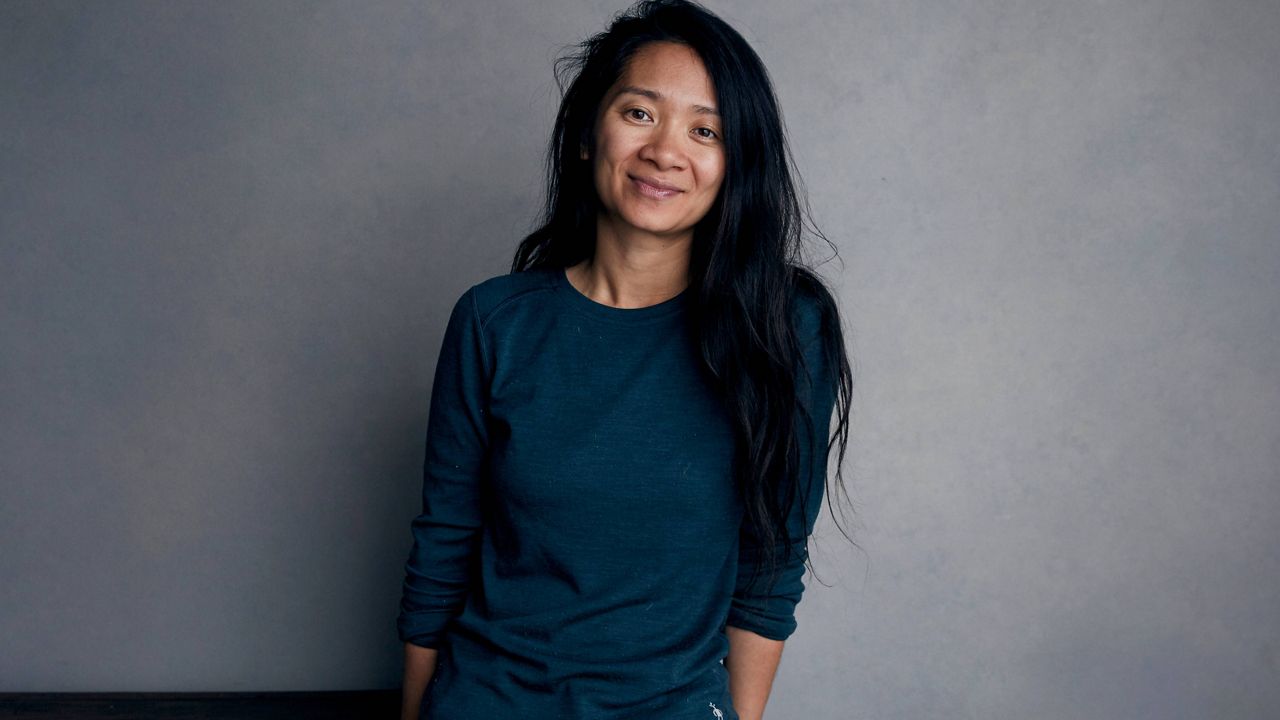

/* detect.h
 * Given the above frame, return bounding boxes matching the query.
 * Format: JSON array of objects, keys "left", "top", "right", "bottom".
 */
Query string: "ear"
[{"left": 579, "top": 144, "right": 589, "bottom": 160}]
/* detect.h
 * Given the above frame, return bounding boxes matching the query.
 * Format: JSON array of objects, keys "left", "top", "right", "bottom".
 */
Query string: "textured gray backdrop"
[{"left": 2, "top": 1, "right": 1277, "bottom": 717}]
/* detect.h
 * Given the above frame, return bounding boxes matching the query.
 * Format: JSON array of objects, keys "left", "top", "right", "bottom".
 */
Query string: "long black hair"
[{"left": 511, "top": 0, "right": 856, "bottom": 595}]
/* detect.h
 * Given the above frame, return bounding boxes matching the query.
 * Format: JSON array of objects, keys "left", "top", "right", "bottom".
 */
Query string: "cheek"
[
  {"left": 595, "top": 126, "right": 635, "bottom": 165},
  {"left": 593, "top": 139, "right": 627, "bottom": 191},
  {"left": 591, "top": 137, "right": 621, "bottom": 193},
  {"left": 697, "top": 156, "right": 726, "bottom": 198}
]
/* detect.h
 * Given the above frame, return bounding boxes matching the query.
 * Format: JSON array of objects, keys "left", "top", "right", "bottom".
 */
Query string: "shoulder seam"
[
  {"left": 474, "top": 284, "right": 556, "bottom": 334},
  {"left": 466, "top": 287, "right": 494, "bottom": 383}
]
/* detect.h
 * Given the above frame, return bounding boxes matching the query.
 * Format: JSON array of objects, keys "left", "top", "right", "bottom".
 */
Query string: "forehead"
[{"left": 609, "top": 41, "right": 716, "bottom": 106}]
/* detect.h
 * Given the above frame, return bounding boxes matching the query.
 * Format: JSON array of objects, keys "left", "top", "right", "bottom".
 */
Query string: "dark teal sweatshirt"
[{"left": 397, "top": 267, "right": 837, "bottom": 719}]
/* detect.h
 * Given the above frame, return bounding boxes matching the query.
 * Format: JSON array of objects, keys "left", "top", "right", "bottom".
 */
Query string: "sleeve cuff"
[{"left": 725, "top": 605, "right": 798, "bottom": 641}]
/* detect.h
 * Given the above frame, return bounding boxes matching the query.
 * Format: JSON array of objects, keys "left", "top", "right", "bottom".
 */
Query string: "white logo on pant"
[{"left": 709, "top": 701, "right": 724, "bottom": 718}]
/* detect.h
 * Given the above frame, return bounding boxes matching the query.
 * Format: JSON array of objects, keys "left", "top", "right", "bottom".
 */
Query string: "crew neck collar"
[{"left": 552, "top": 266, "right": 690, "bottom": 324}]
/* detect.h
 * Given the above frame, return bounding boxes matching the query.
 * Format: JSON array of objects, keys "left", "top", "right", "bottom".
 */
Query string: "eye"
[
  {"left": 694, "top": 126, "right": 720, "bottom": 140},
  {"left": 624, "top": 108, "right": 652, "bottom": 122}
]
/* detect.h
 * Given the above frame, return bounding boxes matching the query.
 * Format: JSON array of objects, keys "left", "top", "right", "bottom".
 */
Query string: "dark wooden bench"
[{"left": 0, "top": 691, "right": 400, "bottom": 719}]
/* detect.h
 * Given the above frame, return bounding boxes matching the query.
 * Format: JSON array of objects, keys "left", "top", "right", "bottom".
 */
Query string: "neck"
[{"left": 568, "top": 219, "right": 691, "bottom": 309}]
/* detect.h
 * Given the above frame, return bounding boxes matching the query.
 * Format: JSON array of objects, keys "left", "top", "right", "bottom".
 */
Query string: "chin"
[
  {"left": 621, "top": 216, "right": 687, "bottom": 237},
  {"left": 619, "top": 204, "right": 694, "bottom": 229}
]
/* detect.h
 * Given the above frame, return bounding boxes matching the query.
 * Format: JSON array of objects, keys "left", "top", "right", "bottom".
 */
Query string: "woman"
[{"left": 398, "top": 1, "right": 853, "bottom": 718}]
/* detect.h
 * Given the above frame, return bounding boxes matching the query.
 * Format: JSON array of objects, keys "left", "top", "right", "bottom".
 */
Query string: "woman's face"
[{"left": 589, "top": 41, "right": 726, "bottom": 245}]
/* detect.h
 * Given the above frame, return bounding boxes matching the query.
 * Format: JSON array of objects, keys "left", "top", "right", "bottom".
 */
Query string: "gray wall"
[{"left": 2, "top": 0, "right": 1276, "bottom": 717}]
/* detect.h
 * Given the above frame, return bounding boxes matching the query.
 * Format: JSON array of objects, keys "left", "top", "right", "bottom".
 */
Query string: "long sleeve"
[
  {"left": 397, "top": 286, "right": 491, "bottom": 648},
  {"left": 726, "top": 309, "right": 838, "bottom": 641}
]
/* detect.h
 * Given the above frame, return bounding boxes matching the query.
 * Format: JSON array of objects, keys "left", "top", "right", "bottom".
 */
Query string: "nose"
[{"left": 637, "top": 122, "right": 686, "bottom": 170}]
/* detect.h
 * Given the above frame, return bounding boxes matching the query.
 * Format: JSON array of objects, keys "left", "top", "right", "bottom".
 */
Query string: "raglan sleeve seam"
[{"left": 470, "top": 285, "right": 494, "bottom": 390}]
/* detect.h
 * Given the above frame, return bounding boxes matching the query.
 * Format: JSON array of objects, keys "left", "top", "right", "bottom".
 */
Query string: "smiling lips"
[{"left": 630, "top": 175, "right": 684, "bottom": 199}]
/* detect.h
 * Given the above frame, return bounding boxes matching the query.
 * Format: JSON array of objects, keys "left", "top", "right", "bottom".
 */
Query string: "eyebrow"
[{"left": 615, "top": 85, "right": 719, "bottom": 116}]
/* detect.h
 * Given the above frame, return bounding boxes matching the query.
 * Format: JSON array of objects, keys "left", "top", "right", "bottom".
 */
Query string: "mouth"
[{"left": 630, "top": 175, "right": 684, "bottom": 199}]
